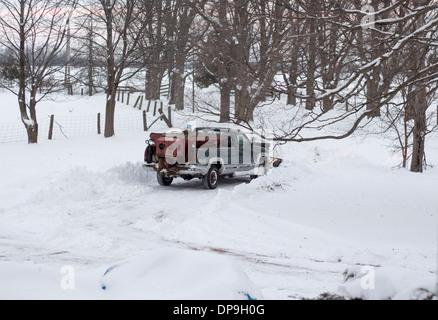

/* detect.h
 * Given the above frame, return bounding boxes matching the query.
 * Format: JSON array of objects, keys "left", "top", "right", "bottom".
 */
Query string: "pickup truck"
[{"left": 144, "top": 127, "right": 281, "bottom": 189}]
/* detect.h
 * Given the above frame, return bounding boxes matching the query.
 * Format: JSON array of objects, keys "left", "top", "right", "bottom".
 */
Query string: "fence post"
[
  {"left": 48, "top": 114, "right": 55, "bottom": 140},
  {"left": 139, "top": 95, "right": 144, "bottom": 110},
  {"left": 158, "top": 108, "right": 172, "bottom": 128},
  {"left": 160, "top": 101, "right": 163, "bottom": 114},
  {"left": 143, "top": 110, "right": 148, "bottom": 131},
  {"left": 168, "top": 106, "right": 172, "bottom": 126},
  {"left": 127, "top": 92, "right": 130, "bottom": 105},
  {"left": 97, "top": 113, "right": 101, "bottom": 135},
  {"left": 147, "top": 100, "right": 151, "bottom": 113},
  {"left": 117, "top": 89, "right": 120, "bottom": 102},
  {"left": 153, "top": 101, "right": 157, "bottom": 116},
  {"left": 133, "top": 95, "right": 141, "bottom": 109},
  {"left": 122, "top": 91, "right": 125, "bottom": 104}
]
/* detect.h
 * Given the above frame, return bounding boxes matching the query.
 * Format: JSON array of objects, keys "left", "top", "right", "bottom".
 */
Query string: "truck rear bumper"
[{"left": 143, "top": 162, "right": 209, "bottom": 178}]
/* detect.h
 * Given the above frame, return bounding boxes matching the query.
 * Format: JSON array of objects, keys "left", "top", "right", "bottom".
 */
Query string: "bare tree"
[
  {"left": 194, "top": 0, "right": 288, "bottom": 123},
  {"left": 141, "top": 0, "right": 165, "bottom": 101},
  {"left": 232, "top": 1, "right": 438, "bottom": 174},
  {"left": 403, "top": 0, "right": 438, "bottom": 172},
  {"left": 382, "top": 82, "right": 438, "bottom": 170},
  {"left": 194, "top": 0, "right": 233, "bottom": 122},
  {"left": 0, "top": 0, "right": 78, "bottom": 144},
  {"left": 81, "top": 0, "right": 155, "bottom": 138},
  {"left": 166, "top": 0, "right": 204, "bottom": 111}
]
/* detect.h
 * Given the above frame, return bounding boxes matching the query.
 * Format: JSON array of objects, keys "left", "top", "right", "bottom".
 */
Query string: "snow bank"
[
  {"left": 0, "top": 261, "right": 101, "bottom": 300},
  {"left": 100, "top": 247, "right": 263, "bottom": 300},
  {"left": 0, "top": 247, "right": 263, "bottom": 300},
  {"left": 338, "top": 266, "right": 437, "bottom": 300},
  {"left": 33, "top": 162, "right": 154, "bottom": 204}
]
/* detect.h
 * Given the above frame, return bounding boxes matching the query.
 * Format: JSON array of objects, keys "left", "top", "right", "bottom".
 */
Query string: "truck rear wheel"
[
  {"left": 157, "top": 172, "right": 173, "bottom": 186},
  {"left": 203, "top": 166, "right": 219, "bottom": 190}
]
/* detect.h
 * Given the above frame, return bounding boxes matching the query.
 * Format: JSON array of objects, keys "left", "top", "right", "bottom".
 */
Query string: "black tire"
[
  {"left": 203, "top": 166, "right": 220, "bottom": 190},
  {"left": 145, "top": 145, "right": 155, "bottom": 164},
  {"left": 157, "top": 172, "right": 173, "bottom": 186}
]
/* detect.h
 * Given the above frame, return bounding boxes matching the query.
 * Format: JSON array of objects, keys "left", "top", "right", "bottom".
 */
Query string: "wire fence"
[
  {"left": 0, "top": 118, "right": 55, "bottom": 144},
  {"left": 0, "top": 97, "right": 171, "bottom": 144}
]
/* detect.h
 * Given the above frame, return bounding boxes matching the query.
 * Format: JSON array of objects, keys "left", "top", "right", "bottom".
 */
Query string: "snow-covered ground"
[{"left": 0, "top": 88, "right": 437, "bottom": 300}]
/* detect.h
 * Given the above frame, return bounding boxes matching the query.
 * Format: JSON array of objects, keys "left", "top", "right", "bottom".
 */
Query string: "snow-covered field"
[{"left": 0, "top": 88, "right": 437, "bottom": 300}]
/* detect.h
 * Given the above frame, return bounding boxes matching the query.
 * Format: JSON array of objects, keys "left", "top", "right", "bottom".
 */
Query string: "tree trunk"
[
  {"left": 145, "top": 0, "right": 163, "bottom": 102},
  {"left": 365, "top": 1, "right": 382, "bottom": 118},
  {"left": 410, "top": 118, "right": 426, "bottom": 173},
  {"left": 23, "top": 96, "right": 39, "bottom": 144},
  {"left": 408, "top": 0, "right": 430, "bottom": 172},
  {"left": 318, "top": 14, "right": 333, "bottom": 112},
  {"left": 104, "top": 89, "right": 117, "bottom": 138},
  {"left": 366, "top": 70, "right": 381, "bottom": 118},
  {"left": 172, "top": 54, "right": 186, "bottom": 110},
  {"left": 235, "top": 87, "right": 251, "bottom": 122},
  {"left": 18, "top": 0, "right": 38, "bottom": 144},
  {"left": 306, "top": 16, "right": 316, "bottom": 111},
  {"left": 287, "top": 58, "right": 298, "bottom": 106},
  {"left": 88, "top": 18, "right": 94, "bottom": 96},
  {"left": 219, "top": 82, "right": 231, "bottom": 123},
  {"left": 410, "top": 88, "right": 427, "bottom": 173},
  {"left": 146, "top": 64, "right": 163, "bottom": 101},
  {"left": 104, "top": 1, "right": 116, "bottom": 138},
  {"left": 25, "top": 123, "right": 38, "bottom": 144}
]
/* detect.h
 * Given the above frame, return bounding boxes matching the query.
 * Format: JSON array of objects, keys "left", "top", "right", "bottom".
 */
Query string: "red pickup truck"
[{"left": 144, "top": 127, "right": 281, "bottom": 189}]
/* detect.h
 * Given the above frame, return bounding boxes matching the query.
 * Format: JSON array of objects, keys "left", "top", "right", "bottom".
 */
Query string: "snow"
[
  {"left": 0, "top": 247, "right": 264, "bottom": 300},
  {"left": 100, "top": 248, "right": 263, "bottom": 300},
  {"left": 338, "top": 266, "right": 437, "bottom": 300},
  {"left": 0, "top": 88, "right": 437, "bottom": 300}
]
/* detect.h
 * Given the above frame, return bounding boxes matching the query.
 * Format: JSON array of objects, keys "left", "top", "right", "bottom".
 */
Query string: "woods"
[{"left": 0, "top": 0, "right": 437, "bottom": 172}]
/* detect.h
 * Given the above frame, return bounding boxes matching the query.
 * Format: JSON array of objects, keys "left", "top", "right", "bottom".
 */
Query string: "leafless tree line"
[
  {"left": 192, "top": 0, "right": 438, "bottom": 173},
  {"left": 0, "top": 0, "right": 78, "bottom": 143},
  {"left": 0, "top": 0, "right": 437, "bottom": 172}
]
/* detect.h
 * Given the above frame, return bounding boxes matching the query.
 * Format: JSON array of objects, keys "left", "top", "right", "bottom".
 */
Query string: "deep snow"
[{"left": 0, "top": 89, "right": 437, "bottom": 300}]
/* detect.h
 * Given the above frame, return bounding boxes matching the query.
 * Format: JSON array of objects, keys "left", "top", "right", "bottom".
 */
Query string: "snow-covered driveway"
[{"left": 1, "top": 130, "right": 436, "bottom": 299}]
